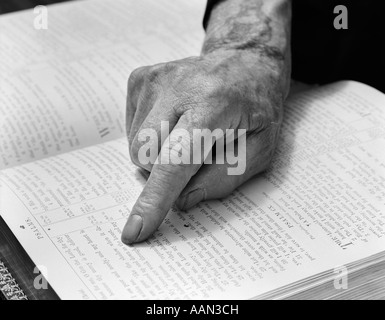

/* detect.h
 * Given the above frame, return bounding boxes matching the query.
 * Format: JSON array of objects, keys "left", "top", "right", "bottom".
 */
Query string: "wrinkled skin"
[
  {"left": 122, "top": 50, "right": 286, "bottom": 244},
  {"left": 122, "top": 0, "right": 292, "bottom": 244}
]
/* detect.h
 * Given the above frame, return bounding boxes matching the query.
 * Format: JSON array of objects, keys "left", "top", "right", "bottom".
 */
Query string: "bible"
[{"left": 0, "top": 0, "right": 384, "bottom": 300}]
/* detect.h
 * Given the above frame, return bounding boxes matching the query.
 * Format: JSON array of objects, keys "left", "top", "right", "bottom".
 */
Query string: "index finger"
[{"left": 121, "top": 116, "right": 205, "bottom": 244}]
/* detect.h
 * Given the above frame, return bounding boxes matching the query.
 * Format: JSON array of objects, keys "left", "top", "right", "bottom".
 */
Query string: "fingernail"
[
  {"left": 122, "top": 215, "right": 143, "bottom": 245},
  {"left": 183, "top": 188, "right": 205, "bottom": 210}
]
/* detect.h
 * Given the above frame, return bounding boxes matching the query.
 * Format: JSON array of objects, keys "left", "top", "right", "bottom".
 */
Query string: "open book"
[{"left": 1, "top": 0, "right": 384, "bottom": 300}]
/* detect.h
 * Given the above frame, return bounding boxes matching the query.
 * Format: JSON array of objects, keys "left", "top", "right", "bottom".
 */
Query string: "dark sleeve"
[
  {"left": 203, "top": 0, "right": 224, "bottom": 29},
  {"left": 292, "top": 0, "right": 385, "bottom": 93}
]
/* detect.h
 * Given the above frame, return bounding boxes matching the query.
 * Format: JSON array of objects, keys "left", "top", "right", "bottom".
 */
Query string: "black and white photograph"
[{"left": 0, "top": 0, "right": 384, "bottom": 305}]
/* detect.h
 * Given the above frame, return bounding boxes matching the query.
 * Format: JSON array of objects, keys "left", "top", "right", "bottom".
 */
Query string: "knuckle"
[
  {"left": 127, "top": 66, "right": 148, "bottom": 91},
  {"left": 143, "top": 64, "right": 164, "bottom": 85},
  {"left": 129, "top": 66, "right": 147, "bottom": 81},
  {"left": 142, "top": 62, "right": 177, "bottom": 85},
  {"left": 163, "top": 61, "right": 179, "bottom": 73},
  {"left": 135, "top": 195, "right": 157, "bottom": 216},
  {"left": 148, "top": 62, "right": 167, "bottom": 78},
  {"left": 128, "top": 64, "right": 167, "bottom": 98}
]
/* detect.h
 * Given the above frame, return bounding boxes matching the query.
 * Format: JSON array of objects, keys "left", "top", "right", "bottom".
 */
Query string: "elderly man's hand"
[{"left": 121, "top": 50, "right": 288, "bottom": 244}]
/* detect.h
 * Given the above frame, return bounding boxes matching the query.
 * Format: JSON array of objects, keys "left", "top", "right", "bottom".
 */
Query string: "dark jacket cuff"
[{"left": 203, "top": 0, "right": 224, "bottom": 29}]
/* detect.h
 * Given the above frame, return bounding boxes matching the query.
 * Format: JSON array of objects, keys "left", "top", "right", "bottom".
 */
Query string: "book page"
[
  {"left": 1, "top": 81, "right": 384, "bottom": 300},
  {"left": 0, "top": 0, "right": 205, "bottom": 169}
]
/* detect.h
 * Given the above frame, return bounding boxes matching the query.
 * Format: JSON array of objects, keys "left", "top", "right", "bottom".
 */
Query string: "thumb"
[{"left": 176, "top": 126, "right": 278, "bottom": 210}]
